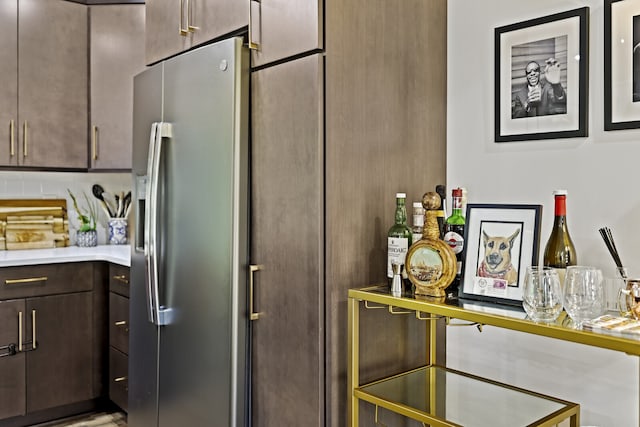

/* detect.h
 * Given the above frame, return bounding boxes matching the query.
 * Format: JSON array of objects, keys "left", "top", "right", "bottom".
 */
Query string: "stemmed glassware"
[
  {"left": 522, "top": 266, "right": 564, "bottom": 323},
  {"left": 563, "top": 266, "right": 604, "bottom": 328}
]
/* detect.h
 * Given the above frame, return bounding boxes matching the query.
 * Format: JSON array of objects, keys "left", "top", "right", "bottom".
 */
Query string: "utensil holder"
[{"left": 108, "top": 218, "right": 128, "bottom": 245}]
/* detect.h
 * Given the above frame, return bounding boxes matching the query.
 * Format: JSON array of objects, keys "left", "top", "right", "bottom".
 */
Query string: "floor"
[{"left": 35, "top": 411, "right": 127, "bottom": 427}]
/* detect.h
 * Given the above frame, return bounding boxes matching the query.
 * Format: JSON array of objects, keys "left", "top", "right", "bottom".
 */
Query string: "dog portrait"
[{"left": 477, "top": 228, "right": 521, "bottom": 285}]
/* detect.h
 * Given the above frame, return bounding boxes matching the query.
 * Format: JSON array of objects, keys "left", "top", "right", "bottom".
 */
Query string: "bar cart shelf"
[{"left": 348, "top": 285, "right": 640, "bottom": 426}]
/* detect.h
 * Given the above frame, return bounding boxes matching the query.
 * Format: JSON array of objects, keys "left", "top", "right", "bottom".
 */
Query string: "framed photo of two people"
[{"left": 495, "top": 7, "right": 589, "bottom": 142}]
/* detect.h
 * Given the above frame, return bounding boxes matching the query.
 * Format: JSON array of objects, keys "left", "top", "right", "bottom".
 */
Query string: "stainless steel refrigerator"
[{"left": 129, "top": 37, "right": 249, "bottom": 427}]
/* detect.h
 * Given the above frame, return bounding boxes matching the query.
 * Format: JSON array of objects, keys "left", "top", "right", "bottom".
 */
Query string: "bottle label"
[
  {"left": 444, "top": 231, "right": 464, "bottom": 255},
  {"left": 412, "top": 231, "right": 423, "bottom": 243},
  {"left": 413, "top": 214, "right": 424, "bottom": 227},
  {"left": 387, "top": 237, "right": 409, "bottom": 278}
]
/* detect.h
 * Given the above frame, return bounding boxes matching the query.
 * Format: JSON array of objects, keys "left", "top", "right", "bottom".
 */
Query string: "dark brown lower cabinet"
[
  {"left": 0, "top": 263, "right": 101, "bottom": 426},
  {"left": 26, "top": 292, "right": 93, "bottom": 412},
  {"left": 108, "top": 264, "right": 129, "bottom": 412},
  {"left": 0, "top": 299, "right": 26, "bottom": 420}
]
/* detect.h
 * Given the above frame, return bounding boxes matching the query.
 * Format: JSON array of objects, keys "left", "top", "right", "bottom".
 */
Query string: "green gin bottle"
[{"left": 387, "top": 193, "right": 413, "bottom": 292}]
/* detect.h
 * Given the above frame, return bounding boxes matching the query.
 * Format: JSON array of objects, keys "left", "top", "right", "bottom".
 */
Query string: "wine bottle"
[
  {"left": 543, "top": 189, "right": 577, "bottom": 286},
  {"left": 444, "top": 188, "right": 465, "bottom": 297},
  {"left": 387, "top": 193, "right": 412, "bottom": 291}
]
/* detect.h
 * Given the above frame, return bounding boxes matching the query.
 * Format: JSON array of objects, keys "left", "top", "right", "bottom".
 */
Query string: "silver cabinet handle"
[
  {"left": 92, "top": 125, "right": 98, "bottom": 160},
  {"left": 9, "top": 120, "right": 14, "bottom": 157},
  {"left": 248, "top": 0, "right": 261, "bottom": 50},
  {"left": 186, "top": 0, "right": 199, "bottom": 32},
  {"left": 22, "top": 121, "right": 27, "bottom": 157},
  {"left": 31, "top": 309, "right": 36, "bottom": 350},
  {"left": 179, "top": 0, "right": 188, "bottom": 35},
  {"left": 18, "top": 311, "right": 22, "bottom": 352},
  {"left": 249, "top": 264, "right": 263, "bottom": 320}
]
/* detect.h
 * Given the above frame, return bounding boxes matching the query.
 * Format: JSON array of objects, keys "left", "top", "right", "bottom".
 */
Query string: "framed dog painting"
[{"left": 459, "top": 204, "right": 542, "bottom": 306}]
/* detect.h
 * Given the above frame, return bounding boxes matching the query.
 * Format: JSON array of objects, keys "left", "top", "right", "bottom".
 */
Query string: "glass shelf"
[
  {"left": 356, "top": 365, "right": 579, "bottom": 427},
  {"left": 349, "top": 285, "right": 640, "bottom": 356}
]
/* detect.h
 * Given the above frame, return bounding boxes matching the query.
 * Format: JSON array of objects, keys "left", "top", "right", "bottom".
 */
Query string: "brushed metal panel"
[
  {"left": 129, "top": 61, "right": 162, "bottom": 427},
  {"left": 251, "top": 54, "right": 324, "bottom": 427},
  {"left": 155, "top": 39, "right": 249, "bottom": 427}
]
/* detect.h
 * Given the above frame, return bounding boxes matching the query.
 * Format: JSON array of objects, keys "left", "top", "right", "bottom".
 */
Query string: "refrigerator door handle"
[
  {"left": 144, "top": 122, "right": 159, "bottom": 324},
  {"left": 146, "top": 121, "right": 175, "bottom": 326}
]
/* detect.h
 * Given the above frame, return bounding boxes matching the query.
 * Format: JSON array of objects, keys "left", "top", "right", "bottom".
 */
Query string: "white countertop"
[{"left": 0, "top": 245, "right": 131, "bottom": 267}]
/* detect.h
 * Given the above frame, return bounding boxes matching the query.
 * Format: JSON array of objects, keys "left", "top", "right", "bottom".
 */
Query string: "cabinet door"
[
  {"left": 90, "top": 4, "right": 146, "bottom": 170},
  {"left": 250, "top": 0, "right": 322, "bottom": 68},
  {"left": 250, "top": 54, "right": 324, "bottom": 426},
  {"left": 0, "top": 299, "right": 26, "bottom": 419},
  {"left": 0, "top": 0, "right": 18, "bottom": 167},
  {"left": 18, "top": 0, "right": 88, "bottom": 169},
  {"left": 25, "top": 292, "right": 93, "bottom": 413},
  {"left": 109, "top": 292, "right": 129, "bottom": 355},
  {"left": 191, "top": 0, "right": 248, "bottom": 48},
  {"left": 145, "top": 0, "right": 191, "bottom": 65}
]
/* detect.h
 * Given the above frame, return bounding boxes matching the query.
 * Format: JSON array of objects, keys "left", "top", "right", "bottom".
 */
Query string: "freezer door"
[
  {"left": 157, "top": 38, "right": 249, "bottom": 427},
  {"left": 129, "top": 63, "right": 163, "bottom": 427}
]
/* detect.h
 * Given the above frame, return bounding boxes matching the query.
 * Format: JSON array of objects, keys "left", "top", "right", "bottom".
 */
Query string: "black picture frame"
[
  {"left": 605, "top": 0, "right": 640, "bottom": 130},
  {"left": 494, "top": 7, "right": 589, "bottom": 142},
  {"left": 459, "top": 204, "right": 542, "bottom": 307}
]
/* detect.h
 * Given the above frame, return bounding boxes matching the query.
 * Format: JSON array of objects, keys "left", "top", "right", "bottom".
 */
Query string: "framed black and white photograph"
[
  {"left": 605, "top": 0, "right": 640, "bottom": 130},
  {"left": 495, "top": 7, "right": 589, "bottom": 142},
  {"left": 459, "top": 204, "right": 542, "bottom": 306}
]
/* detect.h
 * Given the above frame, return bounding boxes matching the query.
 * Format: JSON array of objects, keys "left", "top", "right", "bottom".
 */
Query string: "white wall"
[
  {"left": 0, "top": 171, "right": 131, "bottom": 245},
  {"left": 448, "top": 1, "right": 639, "bottom": 426}
]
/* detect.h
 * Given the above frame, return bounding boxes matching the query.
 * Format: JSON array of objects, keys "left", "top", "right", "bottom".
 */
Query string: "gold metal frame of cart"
[{"left": 345, "top": 285, "right": 638, "bottom": 426}]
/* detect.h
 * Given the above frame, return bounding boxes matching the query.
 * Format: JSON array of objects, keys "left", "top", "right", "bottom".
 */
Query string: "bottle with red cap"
[{"left": 543, "top": 189, "right": 577, "bottom": 285}]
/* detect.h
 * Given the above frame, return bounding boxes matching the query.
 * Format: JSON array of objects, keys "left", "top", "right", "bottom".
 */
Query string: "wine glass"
[
  {"left": 522, "top": 266, "right": 563, "bottom": 323},
  {"left": 563, "top": 266, "right": 604, "bottom": 328}
]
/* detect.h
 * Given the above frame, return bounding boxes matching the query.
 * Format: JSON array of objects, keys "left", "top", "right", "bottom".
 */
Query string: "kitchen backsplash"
[{"left": 0, "top": 171, "right": 131, "bottom": 245}]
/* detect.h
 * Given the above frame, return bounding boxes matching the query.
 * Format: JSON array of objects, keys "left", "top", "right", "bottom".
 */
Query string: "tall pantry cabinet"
[{"left": 250, "top": 0, "right": 447, "bottom": 426}]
